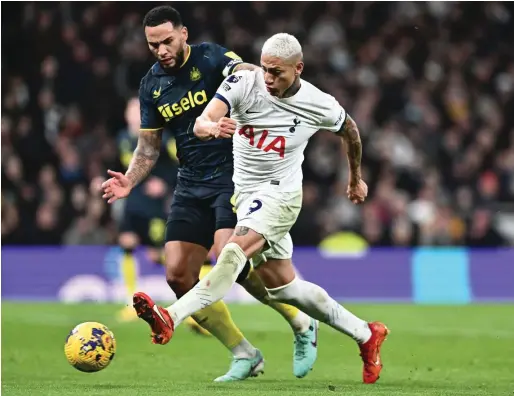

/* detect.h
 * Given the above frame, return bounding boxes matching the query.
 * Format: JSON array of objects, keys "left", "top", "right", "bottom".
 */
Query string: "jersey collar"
[{"left": 180, "top": 45, "right": 191, "bottom": 68}]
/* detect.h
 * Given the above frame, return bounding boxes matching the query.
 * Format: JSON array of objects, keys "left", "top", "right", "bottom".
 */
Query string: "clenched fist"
[{"left": 347, "top": 179, "right": 368, "bottom": 205}]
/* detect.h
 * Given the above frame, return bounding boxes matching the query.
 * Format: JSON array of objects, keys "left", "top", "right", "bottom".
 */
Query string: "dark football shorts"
[{"left": 165, "top": 178, "right": 237, "bottom": 250}]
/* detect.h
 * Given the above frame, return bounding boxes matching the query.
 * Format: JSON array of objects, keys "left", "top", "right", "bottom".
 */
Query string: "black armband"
[
  {"left": 235, "top": 260, "right": 252, "bottom": 284},
  {"left": 222, "top": 59, "right": 244, "bottom": 77}
]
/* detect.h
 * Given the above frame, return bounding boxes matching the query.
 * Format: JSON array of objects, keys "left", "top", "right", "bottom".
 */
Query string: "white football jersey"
[{"left": 214, "top": 69, "right": 346, "bottom": 192}]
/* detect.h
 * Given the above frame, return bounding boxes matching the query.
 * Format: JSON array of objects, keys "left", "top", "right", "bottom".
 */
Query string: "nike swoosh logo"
[
  {"left": 311, "top": 322, "right": 318, "bottom": 347},
  {"left": 245, "top": 110, "right": 259, "bottom": 114},
  {"left": 153, "top": 305, "right": 171, "bottom": 328},
  {"left": 251, "top": 357, "right": 264, "bottom": 370}
]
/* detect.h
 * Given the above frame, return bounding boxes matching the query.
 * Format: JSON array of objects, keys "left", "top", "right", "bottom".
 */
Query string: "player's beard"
[{"left": 161, "top": 45, "right": 186, "bottom": 71}]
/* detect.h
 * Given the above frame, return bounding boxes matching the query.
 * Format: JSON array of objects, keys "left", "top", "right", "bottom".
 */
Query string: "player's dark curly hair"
[{"left": 143, "top": 5, "right": 183, "bottom": 28}]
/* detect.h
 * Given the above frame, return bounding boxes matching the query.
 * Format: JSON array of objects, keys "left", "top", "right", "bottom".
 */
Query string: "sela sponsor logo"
[{"left": 157, "top": 90, "right": 208, "bottom": 121}]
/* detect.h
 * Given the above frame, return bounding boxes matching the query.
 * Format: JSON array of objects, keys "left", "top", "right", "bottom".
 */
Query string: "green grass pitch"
[{"left": 2, "top": 302, "right": 514, "bottom": 395}]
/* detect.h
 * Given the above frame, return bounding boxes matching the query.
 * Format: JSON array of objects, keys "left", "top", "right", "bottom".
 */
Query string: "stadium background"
[
  {"left": 1, "top": 3, "right": 514, "bottom": 395},
  {"left": 3, "top": 1, "right": 514, "bottom": 248}
]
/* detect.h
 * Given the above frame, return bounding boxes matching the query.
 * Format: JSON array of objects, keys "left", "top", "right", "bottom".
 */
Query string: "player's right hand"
[
  {"left": 213, "top": 117, "right": 236, "bottom": 139},
  {"left": 347, "top": 179, "right": 368, "bottom": 205},
  {"left": 101, "top": 169, "right": 132, "bottom": 204}
]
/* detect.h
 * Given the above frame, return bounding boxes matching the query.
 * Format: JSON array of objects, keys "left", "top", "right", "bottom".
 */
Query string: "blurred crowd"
[{"left": 2, "top": 2, "right": 514, "bottom": 247}]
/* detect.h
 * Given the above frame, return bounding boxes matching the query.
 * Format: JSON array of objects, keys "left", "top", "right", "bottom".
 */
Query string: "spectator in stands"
[{"left": 2, "top": 2, "right": 513, "bottom": 246}]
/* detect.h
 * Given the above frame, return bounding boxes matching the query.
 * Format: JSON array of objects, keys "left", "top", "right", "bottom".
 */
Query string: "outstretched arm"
[
  {"left": 335, "top": 115, "right": 362, "bottom": 185},
  {"left": 321, "top": 98, "right": 366, "bottom": 204},
  {"left": 193, "top": 98, "right": 232, "bottom": 141},
  {"left": 125, "top": 129, "right": 163, "bottom": 187},
  {"left": 336, "top": 114, "right": 367, "bottom": 204},
  {"left": 196, "top": 68, "right": 249, "bottom": 141}
]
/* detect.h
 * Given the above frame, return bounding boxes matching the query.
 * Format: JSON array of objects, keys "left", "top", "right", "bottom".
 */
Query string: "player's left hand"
[
  {"left": 347, "top": 179, "right": 368, "bottom": 204},
  {"left": 213, "top": 117, "right": 236, "bottom": 139}
]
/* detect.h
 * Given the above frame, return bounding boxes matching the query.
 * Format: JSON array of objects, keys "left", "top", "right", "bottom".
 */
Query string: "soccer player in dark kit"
[{"left": 101, "top": 6, "right": 318, "bottom": 381}]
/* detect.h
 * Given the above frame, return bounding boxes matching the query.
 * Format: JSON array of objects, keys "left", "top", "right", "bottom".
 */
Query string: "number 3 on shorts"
[
  {"left": 230, "top": 194, "right": 263, "bottom": 215},
  {"left": 246, "top": 199, "right": 262, "bottom": 215}
]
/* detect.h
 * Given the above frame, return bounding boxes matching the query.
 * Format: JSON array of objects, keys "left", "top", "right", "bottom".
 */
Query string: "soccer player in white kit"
[{"left": 135, "top": 33, "right": 389, "bottom": 384}]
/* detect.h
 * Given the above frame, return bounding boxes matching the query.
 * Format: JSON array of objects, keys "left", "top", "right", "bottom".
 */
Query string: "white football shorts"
[{"left": 232, "top": 188, "right": 302, "bottom": 267}]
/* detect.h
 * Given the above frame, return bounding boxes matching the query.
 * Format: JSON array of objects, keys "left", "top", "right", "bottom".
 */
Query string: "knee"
[
  {"left": 218, "top": 242, "right": 247, "bottom": 269},
  {"left": 267, "top": 289, "right": 292, "bottom": 304},
  {"left": 220, "top": 242, "right": 241, "bottom": 255},
  {"left": 266, "top": 279, "right": 299, "bottom": 304},
  {"left": 237, "top": 263, "right": 274, "bottom": 303},
  {"left": 165, "top": 264, "right": 195, "bottom": 299}
]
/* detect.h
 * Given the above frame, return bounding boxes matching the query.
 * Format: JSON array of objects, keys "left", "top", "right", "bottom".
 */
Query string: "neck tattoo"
[{"left": 281, "top": 76, "right": 301, "bottom": 99}]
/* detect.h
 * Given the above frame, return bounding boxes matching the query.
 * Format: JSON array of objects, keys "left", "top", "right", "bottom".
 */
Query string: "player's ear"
[
  {"left": 295, "top": 62, "right": 304, "bottom": 76},
  {"left": 181, "top": 26, "right": 188, "bottom": 41}
]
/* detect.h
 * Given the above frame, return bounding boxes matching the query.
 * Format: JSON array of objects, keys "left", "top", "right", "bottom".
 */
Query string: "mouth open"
[{"left": 160, "top": 58, "right": 173, "bottom": 66}]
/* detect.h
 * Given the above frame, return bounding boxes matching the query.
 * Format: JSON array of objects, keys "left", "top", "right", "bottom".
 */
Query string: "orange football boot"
[
  {"left": 133, "top": 292, "right": 174, "bottom": 345},
  {"left": 358, "top": 321, "right": 389, "bottom": 384}
]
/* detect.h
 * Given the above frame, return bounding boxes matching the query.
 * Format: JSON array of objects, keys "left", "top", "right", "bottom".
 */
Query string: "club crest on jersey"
[
  {"left": 190, "top": 67, "right": 202, "bottom": 81},
  {"left": 290, "top": 117, "right": 301, "bottom": 133},
  {"left": 246, "top": 199, "right": 263, "bottom": 215}
]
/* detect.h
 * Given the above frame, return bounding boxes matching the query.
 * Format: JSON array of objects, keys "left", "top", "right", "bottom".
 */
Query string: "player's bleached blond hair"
[{"left": 261, "top": 33, "right": 303, "bottom": 61}]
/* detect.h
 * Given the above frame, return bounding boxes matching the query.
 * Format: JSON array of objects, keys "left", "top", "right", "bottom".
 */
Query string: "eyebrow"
[
  {"left": 261, "top": 65, "right": 282, "bottom": 72},
  {"left": 148, "top": 36, "right": 173, "bottom": 46}
]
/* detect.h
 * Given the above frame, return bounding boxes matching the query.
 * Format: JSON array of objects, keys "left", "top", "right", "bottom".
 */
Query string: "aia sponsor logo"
[{"left": 238, "top": 125, "right": 285, "bottom": 158}]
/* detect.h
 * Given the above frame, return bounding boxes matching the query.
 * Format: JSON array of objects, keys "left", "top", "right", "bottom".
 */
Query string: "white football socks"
[
  {"left": 267, "top": 278, "right": 372, "bottom": 343},
  {"left": 166, "top": 243, "right": 247, "bottom": 326},
  {"left": 231, "top": 338, "right": 257, "bottom": 359}
]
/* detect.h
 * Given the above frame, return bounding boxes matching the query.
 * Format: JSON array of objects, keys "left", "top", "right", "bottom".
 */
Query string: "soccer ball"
[{"left": 64, "top": 322, "right": 116, "bottom": 372}]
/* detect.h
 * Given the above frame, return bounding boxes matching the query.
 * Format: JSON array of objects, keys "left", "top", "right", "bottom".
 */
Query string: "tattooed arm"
[
  {"left": 101, "top": 75, "right": 165, "bottom": 204},
  {"left": 125, "top": 130, "right": 163, "bottom": 188},
  {"left": 335, "top": 115, "right": 362, "bottom": 185}
]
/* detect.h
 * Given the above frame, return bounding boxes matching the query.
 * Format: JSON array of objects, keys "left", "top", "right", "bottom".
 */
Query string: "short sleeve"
[
  {"left": 320, "top": 95, "right": 347, "bottom": 133},
  {"left": 139, "top": 78, "right": 165, "bottom": 131},
  {"left": 213, "top": 71, "right": 251, "bottom": 113},
  {"left": 210, "top": 43, "right": 244, "bottom": 78}
]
